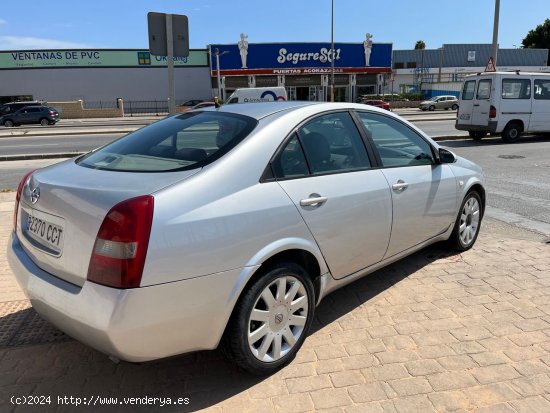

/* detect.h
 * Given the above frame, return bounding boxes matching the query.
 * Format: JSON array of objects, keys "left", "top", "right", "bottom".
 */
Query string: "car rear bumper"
[{"left": 8, "top": 232, "right": 245, "bottom": 362}]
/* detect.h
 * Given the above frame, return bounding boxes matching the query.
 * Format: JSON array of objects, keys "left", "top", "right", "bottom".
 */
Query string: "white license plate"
[{"left": 24, "top": 210, "right": 65, "bottom": 254}]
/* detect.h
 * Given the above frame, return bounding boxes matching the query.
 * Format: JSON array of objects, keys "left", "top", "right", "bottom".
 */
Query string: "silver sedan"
[{"left": 8, "top": 101, "right": 485, "bottom": 374}]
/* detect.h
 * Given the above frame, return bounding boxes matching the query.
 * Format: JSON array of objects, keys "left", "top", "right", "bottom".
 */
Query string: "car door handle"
[
  {"left": 473, "top": 104, "right": 480, "bottom": 107},
  {"left": 300, "top": 195, "right": 328, "bottom": 207},
  {"left": 392, "top": 181, "right": 409, "bottom": 191}
]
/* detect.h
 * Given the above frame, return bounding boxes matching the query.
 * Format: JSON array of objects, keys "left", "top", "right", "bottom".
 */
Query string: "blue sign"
[{"left": 210, "top": 42, "right": 392, "bottom": 70}]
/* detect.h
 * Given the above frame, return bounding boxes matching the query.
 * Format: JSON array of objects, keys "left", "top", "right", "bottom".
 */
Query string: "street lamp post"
[
  {"left": 492, "top": 0, "right": 500, "bottom": 66},
  {"left": 213, "top": 48, "right": 229, "bottom": 101},
  {"left": 330, "top": 0, "right": 335, "bottom": 102}
]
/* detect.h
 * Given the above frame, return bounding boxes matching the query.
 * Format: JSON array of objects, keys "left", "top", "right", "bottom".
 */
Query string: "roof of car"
[{"left": 209, "top": 101, "right": 323, "bottom": 120}]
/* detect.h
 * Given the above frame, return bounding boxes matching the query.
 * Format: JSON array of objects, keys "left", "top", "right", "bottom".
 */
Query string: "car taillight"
[
  {"left": 489, "top": 105, "right": 497, "bottom": 119},
  {"left": 13, "top": 169, "right": 36, "bottom": 233},
  {"left": 49, "top": 111, "right": 56, "bottom": 115},
  {"left": 87, "top": 195, "right": 154, "bottom": 289}
]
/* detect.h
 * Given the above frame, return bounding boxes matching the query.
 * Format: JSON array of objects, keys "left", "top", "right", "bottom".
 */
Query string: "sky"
[{"left": 0, "top": 0, "right": 548, "bottom": 51}]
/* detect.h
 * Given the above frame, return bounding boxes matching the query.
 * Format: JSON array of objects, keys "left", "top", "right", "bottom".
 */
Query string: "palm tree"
[
  {"left": 414, "top": 40, "right": 426, "bottom": 50},
  {"left": 414, "top": 41, "right": 426, "bottom": 96}
]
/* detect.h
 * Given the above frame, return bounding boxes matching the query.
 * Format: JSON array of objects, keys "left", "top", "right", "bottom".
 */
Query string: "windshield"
[{"left": 77, "top": 111, "right": 257, "bottom": 172}]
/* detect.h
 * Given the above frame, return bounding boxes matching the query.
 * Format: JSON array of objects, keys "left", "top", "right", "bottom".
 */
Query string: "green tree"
[
  {"left": 414, "top": 40, "right": 426, "bottom": 50},
  {"left": 522, "top": 19, "right": 550, "bottom": 63}
]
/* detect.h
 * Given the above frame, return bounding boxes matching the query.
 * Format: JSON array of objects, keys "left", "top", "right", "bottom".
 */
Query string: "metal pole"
[
  {"left": 215, "top": 49, "right": 222, "bottom": 101},
  {"left": 492, "top": 0, "right": 500, "bottom": 66},
  {"left": 330, "top": 0, "right": 335, "bottom": 102},
  {"left": 166, "top": 14, "right": 176, "bottom": 115}
]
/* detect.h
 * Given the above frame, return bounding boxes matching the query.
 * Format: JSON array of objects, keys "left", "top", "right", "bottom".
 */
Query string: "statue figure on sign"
[
  {"left": 364, "top": 33, "right": 373, "bottom": 66},
  {"left": 238, "top": 33, "right": 249, "bottom": 69}
]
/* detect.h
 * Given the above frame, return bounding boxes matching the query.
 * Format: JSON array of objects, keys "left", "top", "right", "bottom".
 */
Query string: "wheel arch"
[
  {"left": 465, "top": 182, "right": 486, "bottom": 217},
  {"left": 504, "top": 119, "right": 524, "bottom": 132}
]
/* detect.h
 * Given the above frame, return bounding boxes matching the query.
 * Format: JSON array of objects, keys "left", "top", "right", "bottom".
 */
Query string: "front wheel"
[
  {"left": 222, "top": 262, "right": 315, "bottom": 375},
  {"left": 451, "top": 104, "right": 459, "bottom": 110},
  {"left": 40, "top": 118, "right": 50, "bottom": 126},
  {"left": 428, "top": 105, "right": 435, "bottom": 111},
  {"left": 448, "top": 191, "right": 482, "bottom": 251},
  {"left": 3, "top": 120, "right": 14, "bottom": 127},
  {"left": 502, "top": 122, "right": 522, "bottom": 143}
]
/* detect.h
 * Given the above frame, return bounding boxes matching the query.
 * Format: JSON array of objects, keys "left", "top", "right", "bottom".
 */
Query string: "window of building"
[
  {"left": 394, "top": 62, "right": 404, "bottom": 69},
  {"left": 406, "top": 62, "right": 417, "bottom": 69}
]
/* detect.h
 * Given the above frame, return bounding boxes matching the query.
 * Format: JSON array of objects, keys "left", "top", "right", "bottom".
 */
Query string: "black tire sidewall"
[
  {"left": 502, "top": 123, "right": 521, "bottom": 143},
  {"left": 225, "top": 262, "right": 315, "bottom": 375}
]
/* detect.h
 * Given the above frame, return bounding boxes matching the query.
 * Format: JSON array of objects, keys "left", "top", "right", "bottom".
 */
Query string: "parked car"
[
  {"left": 177, "top": 99, "right": 205, "bottom": 111},
  {"left": 419, "top": 95, "right": 459, "bottom": 111},
  {"left": 362, "top": 99, "right": 391, "bottom": 111},
  {"left": 191, "top": 101, "right": 216, "bottom": 110},
  {"left": 8, "top": 102, "right": 485, "bottom": 374},
  {"left": 1, "top": 106, "right": 59, "bottom": 127},
  {"left": 0, "top": 101, "right": 44, "bottom": 116}
]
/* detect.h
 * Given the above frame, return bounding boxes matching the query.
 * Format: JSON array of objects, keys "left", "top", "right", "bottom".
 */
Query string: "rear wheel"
[
  {"left": 40, "top": 118, "right": 49, "bottom": 126},
  {"left": 502, "top": 122, "right": 522, "bottom": 143},
  {"left": 3, "top": 119, "right": 14, "bottom": 127},
  {"left": 469, "top": 131, "right": 486, "bottom": 141},
  {"left": 222, "top": 262, "right": 315, "bottom": 375},
  {"left": 451, "top": 104, "right": 459, "bottom": 110},
  {"left": 448, "top": 191, "right": 482, "bottom": 251}
]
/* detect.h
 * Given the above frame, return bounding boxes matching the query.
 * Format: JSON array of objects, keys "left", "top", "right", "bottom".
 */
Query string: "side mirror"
[{"left": 438, "top": 148, "right": 456, "bottom": 164}]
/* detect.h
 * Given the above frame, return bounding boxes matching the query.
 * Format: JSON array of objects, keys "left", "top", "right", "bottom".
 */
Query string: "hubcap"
[
  {"left": 248, "top": 276, "right": 308, "bottom": 363},
  {"left": 459, "top": 197, "right": 480, "bottom": 246}
]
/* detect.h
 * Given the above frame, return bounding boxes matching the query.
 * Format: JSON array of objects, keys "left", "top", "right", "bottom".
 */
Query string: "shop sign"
[
  {"left": 210, "top": 42, "right": 392, "bottom": 71},
  {"left": 0, "top": 49, "right": 208, "bottom": 69}
]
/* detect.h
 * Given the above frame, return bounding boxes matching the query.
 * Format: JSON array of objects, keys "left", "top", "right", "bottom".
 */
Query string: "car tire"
[
  {"left": 222, "top": 262, "right": 315, "bottom": 375},
  {"left": 3, "top": 120, "right": 14, "bottom": 127},
  {"left": 501, "top": 122, "right": 522, "bottom": 143},
  {"left": 451, "top": 104, "right": 459, "bottom": 110},
  {"left": 469, "top": 131, "right": 486, "bottom": 141},
  {"left": 429, "top": 105, "right": 435, "bottom": 111},
  {"left": 40, "top": 118, "right": 50, "bottom": 126},
  {"left": 448, "top": 191, "right": 483, "bottom": 252}
]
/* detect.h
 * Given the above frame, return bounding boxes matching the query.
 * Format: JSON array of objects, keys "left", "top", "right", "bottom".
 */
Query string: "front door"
[
  {"left": 355, "top": 111, "right": 457, "bottom": 258},
  {"left": 272, "top": 112, "right": 392, "bottom": 279},
  {"left": 532, "top": 78, "right": 550, "bottom": 132}
]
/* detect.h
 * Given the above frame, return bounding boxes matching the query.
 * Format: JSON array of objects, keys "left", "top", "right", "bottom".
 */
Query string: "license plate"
[{"left": 24, "top": 209, "right": 65, "bottom": 255}]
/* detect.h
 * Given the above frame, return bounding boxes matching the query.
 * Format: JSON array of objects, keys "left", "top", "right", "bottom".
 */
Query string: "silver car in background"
[
  {"left": 419, "top": 95, "right": 459, "bottom": 111},
  {"left": 8, "top": 102, "right": 485, "bottom": 374}
]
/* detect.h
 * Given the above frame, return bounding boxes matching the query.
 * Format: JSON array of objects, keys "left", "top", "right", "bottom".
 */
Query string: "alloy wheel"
[
  {"left": 459, "top": 196, "right": 480, "bottom": 247},
  {"left": 247, "top": 276, "right": 308, "bottom": 363}
]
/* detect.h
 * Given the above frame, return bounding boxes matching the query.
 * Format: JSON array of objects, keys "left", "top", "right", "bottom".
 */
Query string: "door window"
[
  {"left": 534, "top": 79, "right": 550, "bottom": 100},
  {"left": 476, "top": 79, "right": 492, "bottom": 99},
  {"left": 502, "top": 79, "right": 531, "bottom": 99},
  {"left": 356, "top": 112, "right": 435, "bottom": 168},
  {"left": 272, "top": 134, "right": 309, "bottom": 179},
  {"left": 461, "top": 80, "right": 476, "bottom": 100},
  {"left": 297, "top": 112, "right": 371, "bottom": 174}
]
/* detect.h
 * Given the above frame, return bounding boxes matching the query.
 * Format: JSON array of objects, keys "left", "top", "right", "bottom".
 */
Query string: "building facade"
[
  {"left": 392, "top": 44, "right": 549, "bottom": 98},
  {"left": 209, "top": 36, "right": 392, "bottom": 102},
  {"left": 0, "top": 49, "right": 212, "bottom": 105}
]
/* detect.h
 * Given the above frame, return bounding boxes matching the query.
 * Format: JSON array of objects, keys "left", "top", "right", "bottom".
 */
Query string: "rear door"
[
  {"left": 456, "top": 79, "right": 477, "bottom": 127},
  {"left": 471, "top": 78, "right": 492, "bottom": 126},
  {"left": 274, "top": 111, "right": 392, "bottom": 279},
  {"left": 500, "top": 77, "right": 532, "bottom": 131},
  {"left": 531, "top": 78, "right": 550, "bottom": 132}
]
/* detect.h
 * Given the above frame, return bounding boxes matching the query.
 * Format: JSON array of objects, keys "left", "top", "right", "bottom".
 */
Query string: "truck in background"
[{"left": 225, "top": 87, "right": 287, "bottom": 104}]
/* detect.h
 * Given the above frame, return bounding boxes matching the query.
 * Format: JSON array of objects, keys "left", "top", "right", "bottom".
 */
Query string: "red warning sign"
[{"left": 485, "top": 57, "right": 496, "bottom": 72}]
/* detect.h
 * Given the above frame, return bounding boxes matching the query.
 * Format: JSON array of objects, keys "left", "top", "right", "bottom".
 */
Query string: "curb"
[{"left": 0, "top": 129, "right": 134, "bottom": 139}]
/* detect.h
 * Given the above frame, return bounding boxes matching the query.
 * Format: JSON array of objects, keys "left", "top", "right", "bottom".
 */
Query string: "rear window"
[
  {"left": 461, "top": 80, "right": 476, "bottom": 100},
  {"left": 77, "top": 111, "right": 257, "bottom": 172}
]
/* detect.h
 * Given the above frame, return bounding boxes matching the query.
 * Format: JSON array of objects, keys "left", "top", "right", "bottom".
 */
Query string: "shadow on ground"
[{"left": 0, "top": 244, "right": 461, "bottom": 412}]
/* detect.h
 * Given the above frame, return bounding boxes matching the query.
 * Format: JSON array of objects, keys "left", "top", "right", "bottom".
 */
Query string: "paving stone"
[
  {"left": 427, "top": 372, "right": 477, "bottom": 391},
  {"left": 388, "top": 377, "right": 433, "bottom": 396},
  {"left": 347, "top": 383, "right": 388, "bottom": 403},
  {"left": 310, "top": 388, "right": 353, "bottom": 409},
  {"left": 509, "top": 396, "right": 550, "bottom": 412},
  {"left": 362, "top": 364, "right": 410, "bottom": 382},
  {"left": 471, "top": 365, "right": 522, "bottom": 385},
  {"left": 437, "top": 354, "right": 477, "bottom": 370},
  {"left": 428, "top": 391, "right": 471, "bottom": 411},
  {"left": 474, "top": 403, "right": 516, "bottom": 413},
  {"left": 330, "top": 371, "right": 365, "bottom": 388},
  {"left": 462, "top": 383, "right": 520, "bottom": 407},
  {"left": 392, "top": 395, "right": 436, "bottom": 413},
  {"left": 405, "top": 359, "right": 445, "bottom": 377},
  {"left": 470, "top": 351, "right": 511, "bottom": 366}
]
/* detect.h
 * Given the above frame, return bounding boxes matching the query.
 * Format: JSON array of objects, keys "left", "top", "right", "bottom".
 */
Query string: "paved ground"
[{"left": 1, "top": 193, "right": 550, "bottom": 412}]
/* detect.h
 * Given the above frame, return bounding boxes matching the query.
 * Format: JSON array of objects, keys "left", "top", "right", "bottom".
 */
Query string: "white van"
[
  {"left": 225, "top": 87, "right": 288, "bottom": 104},
  {"left": 455, "top": 71, "right": 550, "bottom": 142}
]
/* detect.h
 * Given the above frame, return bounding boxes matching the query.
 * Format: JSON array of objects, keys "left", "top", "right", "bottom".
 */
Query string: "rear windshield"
[{"left": 77, "top": 111, "right": 257, "bottom": 172}]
